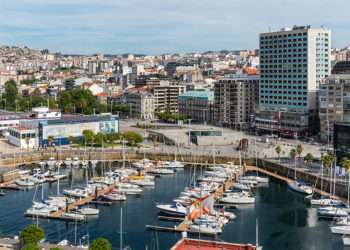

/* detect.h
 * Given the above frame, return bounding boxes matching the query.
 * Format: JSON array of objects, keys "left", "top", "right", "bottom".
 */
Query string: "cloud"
[{"left": 0, "top": 0, "right": 348, "bottom": 54}]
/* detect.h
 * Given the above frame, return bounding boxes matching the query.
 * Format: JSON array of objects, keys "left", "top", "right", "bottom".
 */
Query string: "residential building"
[
  {"left": 214, "top": 74, "right": 259, "bottom": 129},
  {"left": 123, "top": 92, "right": 155, "bottom": 120},
  {"left": 152, "top": 81, "right": 186, "bottom": 113},
  {"left": 255, "top": 26, "right": 331, "bottom": 137},
  {"left": 319, "top": 74, "right": 350, "bottom": 143},
  {"left": 334, "top": 122, "right": 350, "bottom": 161},
  {"left": 332, "top": 61, "right": 350, "bottom": 74},
  {"left": 178, "top": 90, "right": 214, "bottom": 123}
]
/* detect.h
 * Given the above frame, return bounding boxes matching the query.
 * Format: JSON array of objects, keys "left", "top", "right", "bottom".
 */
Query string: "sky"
[{"left": 0, "top": 0, "right": 349, "bottom": 55}]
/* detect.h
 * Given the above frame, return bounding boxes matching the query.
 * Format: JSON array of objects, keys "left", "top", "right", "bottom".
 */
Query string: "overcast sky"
[{"left": 0, "top": 0, "right": 349, "bottom": 54}]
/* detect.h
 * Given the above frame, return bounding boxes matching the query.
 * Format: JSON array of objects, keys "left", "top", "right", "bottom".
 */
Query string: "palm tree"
[
  {"left": 340, "top": 157, "right": 350, "bottom": 206},
  {"left": 304, "top": 153, "right": 314, "bottom": 166},
  {"left": 275, "top": 145, "right": 282, "bottom": 162},
  {"left": 321, "top": 152, "right": 336, "bottom": 196},
  {"left": 47, "top": 136, "right": 54, "bottom": 148},
  {"left": 290, "top": 148, "right": 297, "bottom": 179},
  {"left": 295, "top": 144, "right": 303, "bottom": 167}
]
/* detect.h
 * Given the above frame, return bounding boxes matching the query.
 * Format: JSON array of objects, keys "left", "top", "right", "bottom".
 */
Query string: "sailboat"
[{"left": 287, "top": 156, "right": 313, "bottom": 195}]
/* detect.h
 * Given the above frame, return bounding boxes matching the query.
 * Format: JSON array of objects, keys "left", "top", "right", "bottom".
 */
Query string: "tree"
[
  {"left": 21, "top": 243, "right": 40, "bottom": 250},
  {"left": 4, "top": 79, "right": 18, "bottom": 110},
  {"left": 82, "top": 130, "right": 95, "bottom": 146},
  {"left": 122, "top": 131, "right": 143, "bottom": 146},
  {"left": 49, "top": 248, "right": 63, "bottom": 250},
  {"left": 321, "top": 152, "right": 335, "bottom": 169},
  {"left": 89, "top": 238, "right": 111, "bottom": 250},
  {"left": 47, "top": 136, "right": 54, "bottom": 147},
  {"left": 341, "top": 157, "right": 350, "bottom": 172},
  {"left": 304, "top": 153, "right": 314, "bottom": 166},
  {"left": 20, "top": 224, "right": 45, "bottom": 245},
  {"left": 296, "top": 144, "right": 303, "bottom": 159},
  {"left": 94, "top": 132, "right": 106, "bottom": 147},
  {"left": 275, "top": 145, "right": 282, "bottom": 161},
  {"left": 289, "top": 148, "right": 297, "bottom": 162},
  {"left": 106, "top": 132, "right": 120, "bottom": 148}
]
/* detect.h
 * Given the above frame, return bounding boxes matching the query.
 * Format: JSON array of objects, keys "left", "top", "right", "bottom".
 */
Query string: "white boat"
[
  {"left": 77, "top": 207, "right": 99, "bottom": 216},
  {"left": 102, "top": 193, "right": 127, "bottom": 201},
  {"left": 149, "top": 168, "right": 174, "bottom": 175},
  {"left": 72, "top": 157, "right": 80, "bottom": 167},
  {"left": 81, "top": 160, "right": 89, "bottom": 168},
  {"left": 156, "top": 203, "right": 187, "bottom": 216},
  {"left": 317, "top": 206, "right": 348, "bottom": 218},
  {"left": 231, "top": 183, "right": 251, "bottom": 191},
  {"left": 220, "top": 192, "right": 255, "bottom": 204},
  {"left": 343, "top": 237, "right": 350, "bottom": 246},
  {"left": 331, "top": 225, "right": 350, "bottom": 235},
  {"left": 310, "top": 198, "right": 342, "bottom": 206},
  {"left": 61, "top": 212, "right": 86, "bottom": 221},
  {"left": 240, "top": 176, "right": 269, "bottom": 184},
  {"left": 115, "top": 183, "right": 143, "bottom": 194},
  {"left": 129, "top": 179, "right": 155, "bottom": 187},
  {"left": 287, "top": 180, "right": 313, "bottom": 195},
  {"left": 64, "top": 158, "right": 72, "bottom": 166},
  {"left": 63, "top": 188, "right": 90, "bottom": 198},
  {"left": 15, "top": 178, "right": 36, "bottom": 187},
  {"left": 188, "top": 222, "right": 222, "bottom": 235},
  {"left": 47, "top": 157, "right": 56, "bottom": 169}
]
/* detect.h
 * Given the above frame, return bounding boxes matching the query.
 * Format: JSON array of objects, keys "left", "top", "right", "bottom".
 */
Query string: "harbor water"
[{"left": 0, "top": 165, "right": 344, "bottom": 250}]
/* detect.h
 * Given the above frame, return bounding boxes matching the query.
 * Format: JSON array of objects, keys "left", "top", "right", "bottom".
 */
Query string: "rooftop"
[
  {"left": 40, "top": 114, "right": 117, "bottom": 126},
  {"left": 179, "top": 90, "right": 214, "bottom": 101},
  {"left": 171, "top": 238, "right": 257, "bottom": 250}
]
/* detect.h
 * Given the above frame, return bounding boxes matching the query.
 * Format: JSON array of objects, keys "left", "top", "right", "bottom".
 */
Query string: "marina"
[{"left": 0, "top": 157, "right": 347, "bottom": 249}]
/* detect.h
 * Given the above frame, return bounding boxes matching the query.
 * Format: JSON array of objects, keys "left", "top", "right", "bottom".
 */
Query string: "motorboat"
[
  {"left": 287, "top": 180, "right": 313, "bottom": 195},
  {"left": 115, "top": 183, "right": 143, "bottom": 194},
  {"left": 156, "top": 203, "right": 187, "bottom": 217},
  {"left": 331, "top": 225, "right": 350, "bottom": 235},
  {"left": 72, "top": 157, "right": 80, "bottom": 167},
  {"left": 188, "top": 222, "right": 222, "bottom": 235},
  {"left": 240, "top": 175, "right": 269, "bottom": 184},
  {"left": 64, "top": 158, "right": 72, "bottom": 166},
  {"left": 148, "top": 168, "right": 174, "bottom": 175},
  {"left": 129, "top": 179, "right": 155, "bottom": 187},
  {"left": 102, "top": 193, "right": 127, "bottom": 201},
  {"left": 317, "top": 205, "right": 348, "bottom": 218},
  {"left": 81, "top": 160, "right": 89, "bottom": 168},
  {"left": 63, "top": 187, "right": 90, "bottom": 198},
  {"left": 47, "top": 157, "right": 56, "bottom": 169},
  {"left": 15, "top": 178, "right": 36, "bottom": 187},
  {"left": 77, "top": 207, "right": 99, "bottom": 216},
  {"left": 231, "top": 183, "right": 251, "bottom": 191},
  {"left": 219, "top": 192, "right": 255, "bottom": 204},
  {"left": 309, "top": 197, "right": 342, "bottom": 207},
  {"left": 343, "top": 237, "right": 350, "bottom": 246},
  {"left": 61, "top": 212, "right": 86, "bottom": 221}
]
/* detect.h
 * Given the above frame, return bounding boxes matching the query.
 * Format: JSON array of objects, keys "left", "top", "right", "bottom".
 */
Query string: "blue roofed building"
[{"left": 178, "top": 89, "right": 214, "bottom": 123}]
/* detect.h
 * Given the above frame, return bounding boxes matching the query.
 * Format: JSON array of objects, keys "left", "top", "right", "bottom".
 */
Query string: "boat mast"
[
  {"left": 57, "top": 165, "right": 60, "bottom": 196},
  {"left": 120, "top": 206, "right": 123, "bottom": 250}
]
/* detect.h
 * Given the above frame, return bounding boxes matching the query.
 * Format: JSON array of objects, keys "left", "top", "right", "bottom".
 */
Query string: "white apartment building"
[{"left": 255, "top": 26, "right": 331, "bottom": 138}]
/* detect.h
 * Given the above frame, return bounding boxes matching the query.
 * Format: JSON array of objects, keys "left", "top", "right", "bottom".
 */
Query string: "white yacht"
[
  {"left": 77, "top": 207, "right": 99, "bottom": 216},
  {"left": 115, "top": 183, "right": 143, "bottom": 194},
  {"left": 64, "top": 158, "right": 72, "bottom": 166},
  {"left": 220, "top": 192, "right": 255, "bottom": 204},
  {"left": 149, "top": 168, "right": 174, "bottom": 175},
  {"left": 317, "top": 206, "right": 348, "bottom": 218},
  {"left": 310, "top": 197, "right": 342, "bottom": 206},
  {"left": 72, "top": 157, "right": 80, "bottom": 167},
  {"left": 156, "top": 203, "right": 187, "bottom": 216},
  {"left": 129, "top": 179, "right": 155, "bottom": 187},
  {"left": 15, "top": 178, "right": 36, "bottom": 187},
  {"left": 63, "top": 187, "right": 90, "bottom": 198},
  {"left": 287, "top": 180, "right": 313, "bottom": 195},
  {"left": 343, "top": 237, "right": 350, "bottom": 246},
  {"left": 102, "top": 193, "right": 127, "bottom": 201},
  {"left": 188, "top": 222, "right": 222, "bottom": 235},
  {"left": 331, "top": 225, "right": 350, "bottom": 235},
  {"left": 61, "top": 212, "right": 86, "bottom": 221}
]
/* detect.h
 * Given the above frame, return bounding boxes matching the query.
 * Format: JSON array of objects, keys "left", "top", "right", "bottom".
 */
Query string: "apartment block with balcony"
[{"left": 214, "top": 74, "right": 259, "bottom": 130}]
